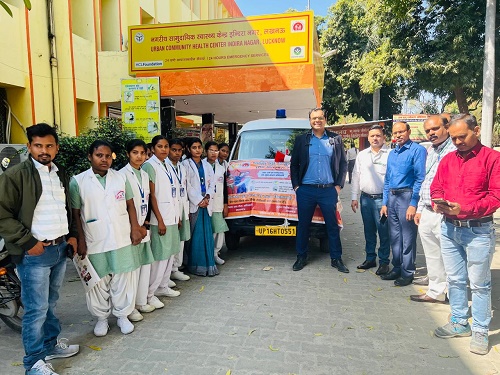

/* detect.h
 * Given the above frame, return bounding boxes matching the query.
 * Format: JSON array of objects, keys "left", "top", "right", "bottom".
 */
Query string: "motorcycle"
[{"left": 0, "top": 237, "right": 22, "bottom": 333}]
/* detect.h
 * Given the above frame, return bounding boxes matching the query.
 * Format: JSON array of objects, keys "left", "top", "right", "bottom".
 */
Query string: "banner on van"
[{"left": 226, "top": 160, "right": 324, "bottom": 223}]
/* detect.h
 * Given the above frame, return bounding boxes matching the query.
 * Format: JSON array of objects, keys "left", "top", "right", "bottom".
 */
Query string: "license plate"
[{"left": 255, "top": 226, "right": 296, "bottom": 236}]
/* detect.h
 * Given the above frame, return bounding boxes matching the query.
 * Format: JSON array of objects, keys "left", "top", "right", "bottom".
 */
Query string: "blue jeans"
[
  {"left": 441, "top": 221, "right": 495, "bottom": 333},
  {"left": 387, "top": 191, "right": 417, "bottom": 277},
  {"left": 296, "top": 185, "right": 342, "bottom": 259},
  {"left": 16, "top": 242, "right": 67, "bottom": 370},
  {"left": 360, "top": 195, "right": 390, "bottom": 264}
]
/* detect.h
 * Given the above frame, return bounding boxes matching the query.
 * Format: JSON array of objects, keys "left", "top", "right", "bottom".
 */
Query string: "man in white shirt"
[
  {"left": 346, "top": 142, "right": 358, "bottom": 183},
  {"left": 0, "top": 124, "right": 79, "bottom": 375},
  {"left": 410, "top": 114, "right": 455, "bottom": 304},
  {"left": 351, "top": 125, "right": 390, "bottom": 275}
]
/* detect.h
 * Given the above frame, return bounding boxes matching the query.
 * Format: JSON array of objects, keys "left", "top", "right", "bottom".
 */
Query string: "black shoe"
[
  {"left": 331, "top": 258, "right": 349, "bottom": 273},
  {"left": 375, "top": 264, "right": 390, "bottom": 275},
  {"left": 380, "top": 269, "right": 401, "bottom": 280},
  {"left": 394, "top": 275, "right": 414, "bottom": 287},
  {"left": 293, "top": 256, "right": 307, "bottom": 271},
  {"left": 357, "top": 260, "right": 376, "bottom": 270}
]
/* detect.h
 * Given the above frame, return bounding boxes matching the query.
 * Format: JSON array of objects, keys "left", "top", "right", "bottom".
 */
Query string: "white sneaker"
[
  {"left": 171, "top": 270, "right": 190, "bottom": 281},
  {"left": 168, "top": 279, "right": 177, "bottom": 288},
  {"left": 117, "top": 317, "right": 134, "bottom": 334},
  {"left": 45, "top": 338, "right": 79, "bottom": 360},
  {"left": 128, "top": 309, "right": 143, "bottom": 322},
  {"left": 27, "top": 360, "right": 59, "bottom": 375},
  {"left": 94, "top": 319, "right": 109, "bottom": 337},
  {"left": 155, "top": 287, "right": 180, "bottom": 297},
  {"left": 137, "top": 304, "right": 155, "bottom": 313},
  {"left": 148, "top": 295, "right": 165, "bottom": 309},
  {"left": 215, "top": 255, "right": 225, "bottom": 265}
]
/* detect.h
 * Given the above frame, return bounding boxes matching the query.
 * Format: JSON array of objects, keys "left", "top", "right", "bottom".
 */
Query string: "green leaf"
[
  {"left": 0, "top": 2, "right": 13, "bottom": 17},
  {"left": 23, "top": 0, "right": 31, "bottom": 10}
]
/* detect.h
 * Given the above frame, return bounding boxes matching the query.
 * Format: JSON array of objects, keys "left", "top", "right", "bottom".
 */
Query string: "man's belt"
[
  {"left": 361, "top": 192, "right": 383, "bottom": 200},
  {"left": 444, "top": 216, "right": 493, "bottom": 228},
  {"left": 43, "top": 236, "right": 66, "bottom": 246},
  {"left": 390, "top": 188, "right": 413, "bottom": 195},
  {"left": 303, "top": 183, "right": 335, "bottom": 189}
]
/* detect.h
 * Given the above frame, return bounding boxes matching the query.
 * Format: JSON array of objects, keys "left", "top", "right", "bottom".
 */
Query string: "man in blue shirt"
[
  {"left": 380, "top": 121, "right": 426, "bottom": 286},
  {"left": 290, "top": 108, "right": 348, "bottom": 272}
]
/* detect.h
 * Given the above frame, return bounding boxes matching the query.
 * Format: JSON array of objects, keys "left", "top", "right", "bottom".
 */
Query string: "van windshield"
[{"left": 231, "top": 129, "right": 305, "bottom": 160}]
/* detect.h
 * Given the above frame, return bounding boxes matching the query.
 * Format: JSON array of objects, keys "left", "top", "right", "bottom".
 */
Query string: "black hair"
[
  {"left": 26, "top": 123, "right": 59, "bottom": 144},
  {"left": 308, "top": 107, "right": 327, "bottom": 119},
  {"left": 218, "top": 142, "right": 230, "bottom": 150},
  {"left": 204, "top": 141, "right": 218, "bottom": 152},
  {"left": 184, "top": 137, "right": 203, "bottom": 159},
  {"left": 369, "top": 124, "right": 385, "bottom": 134},
  {"left": 146, "top": 143, "right": 153, "bottom": 151},
  {"left": 393, "top": 121, "right": 411, "bottom": 131},
  {"left": 151, "top": 135, "right": 169, "bottom": 148},
  {"left": 126, "top": 139, "right": 147, "bottom": 153},
  {"left": 169, "top": 138, "right": 184, "bottom": 147},
  {"left": 88, "top": 140, "right": 112, "bottom": 155}
]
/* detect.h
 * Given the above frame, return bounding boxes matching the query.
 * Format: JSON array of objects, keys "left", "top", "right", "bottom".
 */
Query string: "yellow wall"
[{"left": 0, "top": 0, "right": 240, "bottom": 143}]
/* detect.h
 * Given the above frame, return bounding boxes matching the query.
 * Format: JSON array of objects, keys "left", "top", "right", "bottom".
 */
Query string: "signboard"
[
  {"left": 226, "top": 160, "right": 324, "bottom": 223},
  {"left": 329, "top": 126, "right": 371, "bottom": 139},
  {"left": 129, "top": 12, "right": 313, "bottom": 73},
  {"left": 393, "top": 114, "right": 429, "bottom": 141},
  {"left": 121, "top": 78, "right": 161, "bottom": 139}
]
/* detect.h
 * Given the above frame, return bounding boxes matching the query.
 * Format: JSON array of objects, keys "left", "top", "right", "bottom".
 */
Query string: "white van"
[{"left": 225, "top": 110, "right": 328, "bottom": 251}]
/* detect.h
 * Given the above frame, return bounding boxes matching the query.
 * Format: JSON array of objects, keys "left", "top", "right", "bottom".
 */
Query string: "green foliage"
[
  {"left": 0, "top": 0, "right": 31, "bottom": 16},
  {"left": 320, "top": 0, "right": 402, "bottom": 122},
  {"left": 56, "top": 117, "right": 135, "bottom": 177}
]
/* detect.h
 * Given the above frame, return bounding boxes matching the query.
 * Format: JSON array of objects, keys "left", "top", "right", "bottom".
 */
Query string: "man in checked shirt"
[
  {"left": 410, "top": 115, "right": 455, "bottom": 304},
  {"left": 431, "top": 114, "right": 500, "bottom": 355}
]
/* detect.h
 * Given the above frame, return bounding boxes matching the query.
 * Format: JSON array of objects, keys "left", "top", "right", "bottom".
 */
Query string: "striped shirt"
[
  {"left": 416, "top": 137, "right": 456, "bottom": 213},
  {"left": 31, "top": 159, "right": 69, "bottom": 241}
]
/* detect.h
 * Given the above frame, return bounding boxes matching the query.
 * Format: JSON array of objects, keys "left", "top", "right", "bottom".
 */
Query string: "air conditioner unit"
[{"left": 0, "top": 144, "right": 28, "bottom": 175}]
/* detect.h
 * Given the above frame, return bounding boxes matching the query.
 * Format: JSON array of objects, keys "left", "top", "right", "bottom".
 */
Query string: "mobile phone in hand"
[
  {"left": 65, "top": 243, "right": 75, "bottom": 259},
  {"left": 432, "top": 198, "right": 450, "bottom": 206},
  {"left": 379, "top": 214, "right": 387, "bottom": 224}
]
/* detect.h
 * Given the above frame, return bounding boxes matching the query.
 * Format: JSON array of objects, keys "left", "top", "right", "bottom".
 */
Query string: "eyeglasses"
[
  {"left": 207, "top": 150, "right": 219, "bottom": 153},
  {"left": 311, "top": 116, "right": 325, "bottom": 121}
]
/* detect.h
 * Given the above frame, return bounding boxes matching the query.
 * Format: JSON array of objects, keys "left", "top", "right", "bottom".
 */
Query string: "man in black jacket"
[
  {"left": 0, "top": 124, "right": 79, "bottom": 375},
  {"left": 290, "top": 108, "right": 348, "bottom": 272}
]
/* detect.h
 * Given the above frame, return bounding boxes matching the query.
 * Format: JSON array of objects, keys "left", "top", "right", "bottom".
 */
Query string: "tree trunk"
[{"left": 454, "top": 86, "right": 469, "bottom": 113}]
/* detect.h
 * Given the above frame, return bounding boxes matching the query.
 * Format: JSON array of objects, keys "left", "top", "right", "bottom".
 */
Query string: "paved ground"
[{"left": 1, "top": 184, "right": 500, "bottom": 375}]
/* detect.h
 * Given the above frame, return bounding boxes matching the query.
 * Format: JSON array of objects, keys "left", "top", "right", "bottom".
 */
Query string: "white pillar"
[
  {"left": 373, "top": 88, "right": 380, "bottom": 121},
  {"left": 480, "top": 0, "right": 496, "bottom": 147}
]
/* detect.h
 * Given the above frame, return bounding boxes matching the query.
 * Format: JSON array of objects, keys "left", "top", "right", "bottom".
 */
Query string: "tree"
[
  {"left": 0, "top": 0, "right": 31, "bottom": 16},
  {"left": 320, "top": 0, "right": 402, "bottom": 123},
  {"left": 380, "top": 0, "right": 500, "bottom": 113}
]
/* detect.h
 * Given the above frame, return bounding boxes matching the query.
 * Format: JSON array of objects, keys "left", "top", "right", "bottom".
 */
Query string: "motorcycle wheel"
[{"left": 0, "top": 306, "right": 22, "bottom": 333}]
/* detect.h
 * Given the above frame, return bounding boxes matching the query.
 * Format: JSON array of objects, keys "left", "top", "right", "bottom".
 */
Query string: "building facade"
[{"left": 0, "top": 0, "right": 242, "bottom": 143}]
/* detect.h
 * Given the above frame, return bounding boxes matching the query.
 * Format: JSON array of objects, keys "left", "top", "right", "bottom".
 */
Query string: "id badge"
[
  {"left": 172, "top": 187, "right": 177, "bottom": 198},
  {"left": 180, "top": 187, "right": 185, "bottom": 197},
  {"left": 140, "top": 204, "right": 147, "bottom": 217}
]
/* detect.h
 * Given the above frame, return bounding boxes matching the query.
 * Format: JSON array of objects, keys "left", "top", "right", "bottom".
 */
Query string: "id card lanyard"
[
  {"left": 169, "top": 163, "right": 185, "bottom": 197},
  {"left": 160, "top": 161, "right": 176, "bottom": 198},
  {"left": 129, "top": 165, "right": 147, "bottom": 217},
  {"left": 190, "top": 159, "right": 206, "bottom": 196}
]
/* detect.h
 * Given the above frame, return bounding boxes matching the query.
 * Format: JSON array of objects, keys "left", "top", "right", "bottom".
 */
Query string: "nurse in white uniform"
[
  {"left": 71, "top": 140, "right": 143, "bottom": 337},
  {"left": 142, "top": 136, "right": 181, "bottom": 306},
  {"left": 119, "top": 139, "right": 155, "bottom": 322}
]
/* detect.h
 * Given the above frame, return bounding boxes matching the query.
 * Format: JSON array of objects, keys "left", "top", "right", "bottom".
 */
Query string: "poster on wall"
[
  {"left": 226, "top": 159, "right": 324, "bottom": 223},
  {"left": 393, "top": 114, "right": 430, "bottom": 141},
  {"left": 121, "top": 77, "right": 161, "bottom": 140}
]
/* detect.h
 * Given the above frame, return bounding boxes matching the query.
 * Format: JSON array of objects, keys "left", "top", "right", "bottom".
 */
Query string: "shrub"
[{"left": 56, "top": 117, "right": 135, "bottom": 177}]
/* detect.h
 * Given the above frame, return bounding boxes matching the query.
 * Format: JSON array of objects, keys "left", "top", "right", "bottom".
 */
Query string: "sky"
[{"left": 235, "top": 0, "right": 336, "bottom": 17}]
